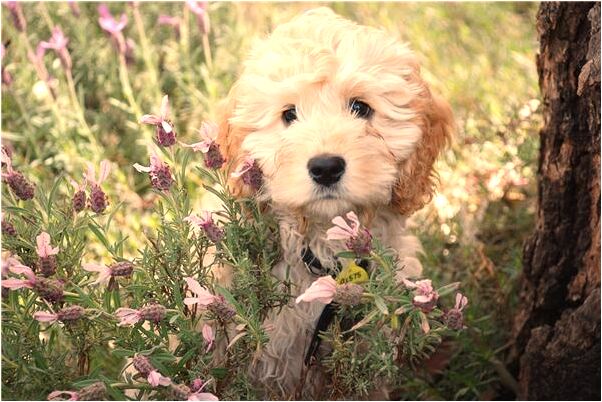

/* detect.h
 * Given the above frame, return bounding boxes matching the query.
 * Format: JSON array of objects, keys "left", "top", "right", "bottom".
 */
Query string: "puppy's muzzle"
[{"left": 307, "top": 155, "right": 346, "bottom": 187}]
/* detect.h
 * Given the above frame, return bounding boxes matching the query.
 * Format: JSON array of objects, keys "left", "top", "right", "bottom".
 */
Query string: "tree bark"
[{"left": 511, "top": 2, "right": 601, "bottom": 400}]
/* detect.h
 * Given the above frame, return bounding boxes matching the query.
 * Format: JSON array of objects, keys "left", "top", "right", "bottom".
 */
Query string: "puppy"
[{"left": 215, "top": 7, "right": 454, "bottom": 399}]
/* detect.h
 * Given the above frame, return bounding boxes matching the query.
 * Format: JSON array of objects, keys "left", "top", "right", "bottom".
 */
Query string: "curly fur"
[{"left": 215, "top": 7, "right": 454, "bottom": 399}]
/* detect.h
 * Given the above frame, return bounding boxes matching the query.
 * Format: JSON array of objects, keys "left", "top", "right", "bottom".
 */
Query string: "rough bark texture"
[{"left": 511, "top": 2, "right": 601, "bottom": 400}]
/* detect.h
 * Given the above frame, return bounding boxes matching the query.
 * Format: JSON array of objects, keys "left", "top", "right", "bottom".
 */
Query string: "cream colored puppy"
[{"left": 216, "top": 7, "right": 454, "bottom": 399}]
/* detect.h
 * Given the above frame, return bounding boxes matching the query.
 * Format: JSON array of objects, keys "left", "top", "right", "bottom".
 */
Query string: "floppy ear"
[
  {"left": 391, "top": 91, "right": 454, "bottom": 216},
  {"left": 215, "top": 84, "right": 251, "bottom": 197}
]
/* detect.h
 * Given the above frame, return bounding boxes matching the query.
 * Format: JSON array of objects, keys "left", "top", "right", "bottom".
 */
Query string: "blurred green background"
[{"left": 2, "top": 2, "right": 541, "bottom": 399}]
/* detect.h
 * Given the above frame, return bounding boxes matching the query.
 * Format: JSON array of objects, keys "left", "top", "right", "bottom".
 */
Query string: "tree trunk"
[{"left": 511, "top": 2, "right": 601, "bottom": 400}]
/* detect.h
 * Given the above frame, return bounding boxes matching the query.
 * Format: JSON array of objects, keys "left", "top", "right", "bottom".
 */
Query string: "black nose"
[{"left": 307, "top": 155, "right": 346, "bottom": 187}]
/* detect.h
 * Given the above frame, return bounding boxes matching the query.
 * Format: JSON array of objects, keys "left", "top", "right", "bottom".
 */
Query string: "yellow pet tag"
[{"left": 337, "top": 261, "right": 369, "bottom": 285}]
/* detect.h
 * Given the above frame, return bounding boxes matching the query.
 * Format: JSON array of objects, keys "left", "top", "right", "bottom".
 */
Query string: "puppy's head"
[{"left": 217, "top": 8, "right": 454, "bottom": 221}]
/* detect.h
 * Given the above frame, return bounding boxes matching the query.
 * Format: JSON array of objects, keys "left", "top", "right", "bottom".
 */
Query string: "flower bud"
[
  {"left": 77, "top": 382, "right": 106, "bottom": 401},
  {"left": 150, "top": 164, "right": 174, "bottom": 191},
  {"left": 139, "top": 304, "right": 166, "bottom": 324},
  {"left": 203, "top": 223, "right": 224, "bottom": 243},
  {"left": 38, "top": 255, "right": 57, "bottom": 277},
  {"left": 5, "top": 171, "right": 35, "bottom": 200},
  {"left": 334, "top": 283, "right": 364, "bottom": 306},
  {"left": 190, "top": 379, "right": 204, "bottom": 393},
  {"left": 204, "top": 144, "right": 225, "bottom": 169},
  {"left": 156, "top": 121, "right": 177, "bottom": 147},
  {"left": 72, "top": 189, "right": 86, "bottom": 212},
  {"left": 88, "top": 184, "right": 108, "bottom": 214},
  {"left": 208, "top": 295, "right": 236, "bottom": 321},
  {"left": 444, "top": 309, "right": 464, "bottom": 330},
  {"left": 345, "top": 229, "right": 372, "bottom": 256},
  {"left": 110, "top": 261, "right": 134, "bottom": 277},
  {"left": 241, "top": 161, "right": 263, "bottom": 190},
  {"left": 2, "top": 219, "right": 16, "bottom": 236},
  {"left": 57, "top": 305, "right": 85, "bottom": 322},
  {"left": 33, "top": 278, "right": 64, "bottom": 303},
  {"left": 133, "top": 355, "right": 154, "bottom": 376}
]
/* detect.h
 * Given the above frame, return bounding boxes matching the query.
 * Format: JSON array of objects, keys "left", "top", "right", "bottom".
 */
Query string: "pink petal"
[
  {"left": 455, "top": 293, "right": 468, "bottom": 310},
  {"left": 402, "top": 279, "right": 417, "bottom": 289},
  {"left": 2, "top": 278, "right": 34, "bottom": 289},
  {"left": 8, "top": 263, "right": 36, "bottom": 281},
  {"left": 180, "top": 140, "right": 211, "bottom": 153},
  {"left": 160, "top": 95, "right": 170, "bottom": 120},
  {"left": 161, "top": 120, "right": 173, "bottom": 134},
  {"left": 139, "top": 114, "right": 161, "bottom": 125},
  {"left": 98, "top": 160, "right": 111, "bottom": 184},
  {"left": 231, "top": 157, "right": 254, "bottom": 178},
  {"left": 183, "top": 277, "right": 216, "bottom": 305},
  {"left": 33, "top": 311, "right": 58, "bottom": 323},
  {"left": 326, "top": 226, "right": 353, "bottom": 241},
  {"left": 133, "top": 163, "right": 152, "bottom": 173},
  {"left": 82, "top": 263, "right": 107, "bottom": 273},
  {"left": 36, "top": 232, "right": 59, "bottom": 258},
  {"left": 414, "top": 295, "right": 433, "bottom": 304},
  {"left": 82, "top": 263, "right": 112, "bottom": 285},
  {"left": 115, "top": 308, "right": 141, "bottom": 326},
  {"left": 48, "top": 390, "right": 79, "bottom": 401},
  {"left": 199, "top": 122, "right": 218, "bottom": 141},
  {"left": 202, "top": 324, "right": 214, "bottom": 351},
  {"left": 295, "top": 276, "right": 337, "bottom": 304},
  {"left": 148, "top": 370, "right": 171, "bottom": 387}
]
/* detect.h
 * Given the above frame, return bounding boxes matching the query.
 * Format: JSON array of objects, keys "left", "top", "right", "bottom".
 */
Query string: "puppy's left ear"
[
  {"left": 215, "top": 84, "right": 251, "bottom": 197},
  {"left": 392, "top": 91, "right": 454, "bottom": 216}
]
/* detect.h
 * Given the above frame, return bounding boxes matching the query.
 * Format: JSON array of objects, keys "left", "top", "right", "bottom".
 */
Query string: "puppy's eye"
[
  {"left": 349, "top": 99, "right": 373, "bottom": 119},
  {"left": 282, "top": 106, "right": 297, "bottom": 125}
]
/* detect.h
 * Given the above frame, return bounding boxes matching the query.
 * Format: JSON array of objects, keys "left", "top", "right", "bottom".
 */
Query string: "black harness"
[{"left": 301, "top": 247, "right": 368, "bottom": 365}]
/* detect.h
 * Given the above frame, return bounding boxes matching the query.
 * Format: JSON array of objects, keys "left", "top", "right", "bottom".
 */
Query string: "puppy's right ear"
[{"left": 216, "top": 84, "right": 248, "bottom": 197}]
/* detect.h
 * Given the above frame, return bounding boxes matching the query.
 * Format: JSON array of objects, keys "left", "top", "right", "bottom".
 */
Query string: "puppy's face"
[{"left": 218, "top": 8, "right": 453, "bottom": 220}]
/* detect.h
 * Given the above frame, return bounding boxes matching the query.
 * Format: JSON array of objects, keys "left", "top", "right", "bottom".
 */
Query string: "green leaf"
[
  {"left": 437, "top": 281, "right": 461, "bottom": 297},
  {"left": 210, "top": 367, "right": 228, "bottom": 380},
  {"left": 374, "top": 295, "right": 389, "bottom": 315}
]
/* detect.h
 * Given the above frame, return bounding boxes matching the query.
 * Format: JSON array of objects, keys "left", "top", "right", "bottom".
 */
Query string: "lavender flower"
[
  {"left": 184, "top": 211, "right": 224, "bottom": 243},
  {"left": 114, "top": 304, "right": 166, "bottom": 326},
  {"left": 186, "top": 1, "right": 210, "bottom": 35},
  {"left": 34, "top": 305, "right": 85, "bottom": 324},
  {"left": 82, "top": 260, "right": 134, "bottom": 286},
  {"left": 133, "top": 151, "right": 174, "bottom": 191},
  {"left": 4, "top": 1, "right": 26, "bottom": 32},
  {"left": 1, "top": 213, "right": 16, "bottom": 236},
  {"left": 35, "top": 232, "right": 60, "bottom": 277},
  {"left": 39, "top": 26, "right": 72, "bottom": 72},
  {"left": 1, "top": 44, "right": 13, "bottom": 86},
  {"left": 333, "top": 283, "right": 364, "bottom": 306},
  {"left": 84, "top": 160, "right": 111, "bottom": 214},
  {"left": 231, "top": 157, "right": 263, "bottom": 190},
  {"left": 68, "top": 0, "right": 81, "bottom": 17},
  {"left": 132, "top": 355, "right": 172, "bottom": 387},
  {"left": 326, "top": 211, "right": 372, "bottom": 256},
  {"left": 1, "top": 148, "right": 35, "bottom": 201},
  {"left": 98, "top": 3, "right": 128, "bottom": 55},
  {"left": 48, "top": 382, "right": 106, "bottom": 401},
  {"left": 403, "top": 278, "right": 439, "bottom": 313},
  {"left": 140, "top": 95, "right": 177, "bottom": 147},
  {"left": 444, "top": 293, "right": 469, "bottom": 330},
  {"left": 180, "top": 122, "right": 225, "bottom": 169}
]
